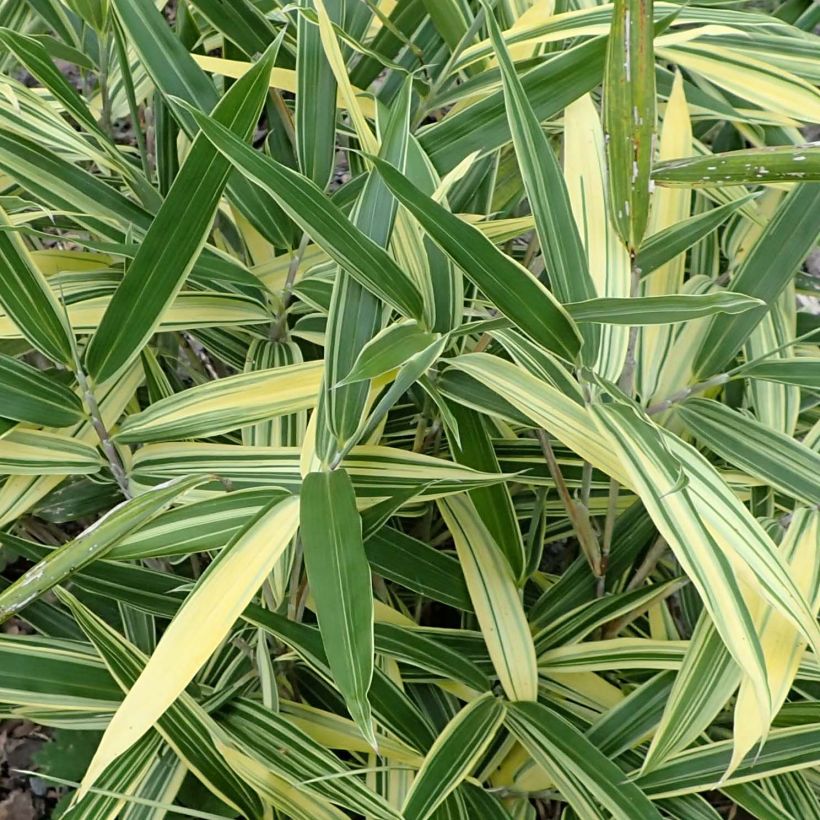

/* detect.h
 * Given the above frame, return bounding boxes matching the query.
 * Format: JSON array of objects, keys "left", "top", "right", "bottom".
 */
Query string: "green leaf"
[
  {"left": 419, "top": 37, "right": 607, "bottom": 173},
  {"left": 653, "top": 145, "right": 820, "bottom": 186},
  {"left": 566, "top": 292, "right": 765, "bottom": 324},
  {"left": 222, "top": 698, "right": 400, "bottom": 819},
  {"left": 506, "top": 700, "right": 663, "bottom": 819},
  {"left": 635, "top": 721, "right": 820, "bottom": 798},
  {"left": 644, "top": 614, "right": 738, "bottom": 772},
  {"left": 77, "top": 493, "right": 300, "bottom": 798},
  {"left": 0, "top": 27, "right": 104, "bottom": 139},
  {"left": 402, "top": 693, "right": 505, "bottom": 820},
  {"left": 0, "top": 206, "right": 73, "bottom": 364},
  {"left": 317, "top": 76, "right": 413, "bottom": 462},
  {"left": 695, "top": 183, "right": 820, "bottom": 376},
  {"left": 111, "top": 0, "right": 293, "bottom": 247},
  {"left": 295, "top": 0, "right": 340, "bottom": 188},
  {"left": 0, "top": 430, "right": 103, "bottom": 475},
  {"left": 446, "top": 401, "right": 525, "bottom": 582},
  {"left": 115, "top": 360, "right": 323, "bottom": 443},
  {"left": 186, "top": 0, "right": 277, "bottom": 56},
  {"left": 175, "top": 100, "right": 425, "bottom": 319},
  {"left": 486, "top": 5, "right": 598, "bottom": 321},
  {"left": 300, "top": 469, "right": 376, "bottom": 748},
  {"left": 635, "top": 197, "right": 751, "bottom": 277},
  {"left": 738, "top": 357, "right": 820, "bottom": 391},
  {"left": 337, "top": 320, "right": 437, "bottom": 385},
  {"left": 590, "top": 396, "right": 771, "bottom": 717},
  {"left": 58, "top": 588, "right": 263, "bottom": 817},
  {"left": 370, "top": 156, "right": 582, "bottom": 361},
  {"left": 437, "top": 493, "right": 538, "bottom": 702},
  {"left": 84, "top": 42, "right": 279, "bottom": 383},
  {"left": 604, "top": 0, "right": 656, "bottom": 250},
  {"left": 0, "top": 475, "right": 206, "bottom": 624},
  {"left": 0, "top": 353, "right": 84, "bottom": 427},
  {"left": 677, "top": 398, "right": 820, "bottom": 505}
]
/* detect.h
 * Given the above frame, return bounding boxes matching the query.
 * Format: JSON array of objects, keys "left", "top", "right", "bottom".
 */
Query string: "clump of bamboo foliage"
[{"left": 0, "top": 0, "right": 819, "bottom": 817}]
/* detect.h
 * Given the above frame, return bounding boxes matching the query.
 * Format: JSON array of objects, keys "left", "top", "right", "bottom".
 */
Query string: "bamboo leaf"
[
  {"left": 115, "top": 360, "right": 323, "bottom": 443},
  {"left": 84, "top": 42, "right": 279, "bottom": 383},
  {"left": 174, "top": 101, "right": 425, "bottom": 320},
  {"left": 300, "top": 469, "right": 376, "bottom": 747},
  {"left": 506, "top": 700, "right": 663, "bottom": 819},
  {"left": 486, "top": 5, "right": 598, "bottom": 328},
  {"left": 0, "top": 207, "right": 73, "bottom": 364},
  {"left": 567, "top": 292, "right": 764, "bottom": 324},
  {"left": 738, "top": 357, "right": 820, "bottom": 390},
  {"left": 0, "top": 353, "right": 84, "bottom": 427},
  {"left": 402, "top": 693, "right": 505, "bottom": 820},
  {"left": 0, "top": 475, "right": 206, "bottom": 624},
  {"left": 635, "top": 197, "right": 750, "bottom": 277},
  {"left": 370, "top": 156, "right": 582, "bottom": 361},
  {"left": 694, "top": 183, "right": 820, "bottom": 376},
  {"left": 677, "top": 398, "right": 820, "bottom": 505},
  {"left": 437, "top": 493, "right": 538, "bottom": 702},
  {"left": 590, "top": 396, "right": 771, "bottom": 718},
  {"left": 77, "top": 494, "right": 301, "bottom": 796},
  {"left": 336, "top": 320, "right": 437, "bottom": 386},
  {"left": 653, "top": 144, "right": 820, "bottom": 186},
  {"left": 604, "top": 0, "right": 657, "bottom": 250}
]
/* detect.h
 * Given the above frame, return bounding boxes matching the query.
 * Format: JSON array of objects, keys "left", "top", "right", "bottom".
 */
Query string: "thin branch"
[
  {"left": 537, "top": 429, "right": 602, "bottom": 578},
  {"left": 617, "top": 255, "right": 642, "bottom": 395},
  {"left": 626, "top": 533, "right": 668, "bottom": 592},
  {"left": 75, "top": 364, "right": 132, "bottom": 499},
  {"left": 645, "top": 372, "right": 730, "bottom": 416},
  {"left": 596, "top": 478, "right": 620, "bottom": 598}
]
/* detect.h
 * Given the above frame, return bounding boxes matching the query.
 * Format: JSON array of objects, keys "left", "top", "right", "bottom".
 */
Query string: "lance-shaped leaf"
[
  {"left": 115, "top": 360, "right": 323, "bottom": 443},
  {"left": 58, "top": 588, "right": 263, "bottom": 817},
  {"left": 728, "top": 507, "right": 820, "bottom": 777},
  {"left": 0, "top": 430, "right": 102, "bottom": 475},
  {"left": 695, "top": 183, "right": 820, "bottom": 376},
  {"left": 370, "top": 156, "right": 582, "bottom": 362},
  {"left": 419, "top": 37, "right": 607, "bottom": 173},
  {"left": 295, "top": 0, "right": 340, "bottom": 189},
  {"left": 111, "top": 0, "right": 293, "bottom": 247},
  {"left": 604, "top": 0, "right": 656, "bottom": 250},
  {"left": 506, "top": 701, "right": 663, "bottom": 819},
  {"left": 175, "top": 101, "right": 424, "bottom": 320},
  {"left": 738, "top": 357, "right": 820, "bottom": 391},
  {"left": 337, "top": 320, "right": 437, "bottom": 386},
  {"left": 318, "top": 79, "right": 413, "bottom": 462},
  {"left": 446, "top": 401, "right": 525, "bottom": 583},
  {"left": 402, "top": 694, "right": 505, "bottom": 820},
  {"left": 0, "top": 27, "right": 104, "bottom": 139},
  {"left": 84, "top": 42, "right": 279, "bottom": 383},
  {"left": 643, "top": 613, "right": 738, "bottom": 772},
  {"left": 0, "top": 353, "right": 83, "bottom": 427},
  {"left": 300, "top": 469, "right": 376, "bottom": 747},
  {"left": 634, "top": 721, "right": 820, "bottom": 798},
  {"left": 219, "top": 743, "right": 347, "bottom": 820},
  {"left": 590, "top": 398, "right": 771, "bottom": 719},
  {"left": 186, "top": 0, "right": 277, "bottom": 56},
  {"left": 0, "top": 475, "right": 206, "bottom": 624},
  {"left": 635, "top": 197, "right": 750, "bottom": 277},
  {"left": 222, "top": 698, "right": 401, "bottom": 819},
  {"left": 486, "top": 6, "right": 598, "bottom": 355},
  {"left": 437, "top": 494, "right": 538, "bottom": 701},
  {"left": 564, "top": 92, "right": 631, "bottom": 382},
  {"left": 566, "top": 292, "right": 764, "bottom": 325},
  {"left": 653, "top": 144, "right": 820, "bottom": 186},
  {"left": 0, "top": 207, "right": 73, "bottom": 365},
  {"left": 677, "top": 398, "right": 820, "bottom": 506},
  {"left": 77, "top": 493, "right": 300, "bottom": 797}
]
